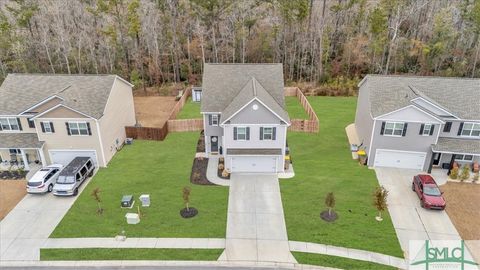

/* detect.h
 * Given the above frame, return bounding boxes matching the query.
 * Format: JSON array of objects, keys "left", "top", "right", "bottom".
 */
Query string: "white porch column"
[
  {"left": 38, "top": 148, "right": 47, "bottom": 166},
  {"left": 20, "top": 149, "right": 30, "bottom": 171}
]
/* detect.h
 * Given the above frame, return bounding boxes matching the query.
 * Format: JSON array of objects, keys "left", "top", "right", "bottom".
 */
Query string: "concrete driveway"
[
  {"left": 221, "top": 173, "right": 296, "bottom": 263},
  {"left": 375, "top": 167, "right": 461, "bottom": 256},
  {"left": 0, "top": 178, "right": 91, "bottom": 261}
]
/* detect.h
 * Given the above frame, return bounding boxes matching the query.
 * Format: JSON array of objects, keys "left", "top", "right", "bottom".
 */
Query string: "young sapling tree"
[
  {"left": 91, "top": 187, "right": 103, "bottom": 215},
  {"left": 325, "top": 192, "right": 335, "bottom": 217},
  {"left": 373, "top": 186, "right": 388, "bottom": 222}
]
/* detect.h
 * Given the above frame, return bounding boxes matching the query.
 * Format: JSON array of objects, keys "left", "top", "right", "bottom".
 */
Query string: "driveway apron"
[
  {"left": 375, "top": 168, "right": 461, "bottom": 257},
  {"left": 0, "top": 178, "right": 90, "bottom": 261},
  {"left": 222, "top": 173, "right": 296, "bottom": 263}
]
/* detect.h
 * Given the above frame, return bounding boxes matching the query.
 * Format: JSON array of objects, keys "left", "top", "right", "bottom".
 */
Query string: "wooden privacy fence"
[
  {"left": 126, "top": 87, "right": 203, "bottom": 140},
  {"left": 167, "top": 119, "right": 203, "bottom": 132},
  {"left": 285, "top": 87, "right": 319, "bottom": 133},
  {"left": 168, "top": 87, "right": 191, "bottom": 120},
  {"left": 126, "top": 86, "right": 318, "bottom": 141},
  {"left": 125, "top": 125, "right": 168, "bottom": 141}
]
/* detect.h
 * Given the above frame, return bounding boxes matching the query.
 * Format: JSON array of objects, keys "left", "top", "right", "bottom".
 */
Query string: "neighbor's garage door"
[
  {"left": 49, "top": 150, "right": 98, "bottom": 167},
  {"left": 374, "top": 149, "right": 426, "bottom": 170},
  {"left": 231, "top": 156, "right": 277, "bottom": 173}
]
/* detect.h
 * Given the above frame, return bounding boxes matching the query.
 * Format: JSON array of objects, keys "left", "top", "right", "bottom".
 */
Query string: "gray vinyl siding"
[
  {"left": 228, "top": 100, "right": 284, "bottom": 125},
  {"left": 223, "top": 125, "right": 286, "bottom": 150},
  {"left": 354, "top": 81, "right": 374, "bottom": 153},
  {"left": 203, "top": 113, "right": 224, "bottom": 154},
  {"left": 439, "top": 119, "right": 480, "bottom": 139},
  {"left": 369, "top": 120, "right": 439, "bottom": 171}
]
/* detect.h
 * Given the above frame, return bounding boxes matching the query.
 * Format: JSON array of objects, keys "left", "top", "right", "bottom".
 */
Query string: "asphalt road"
[{"left": 1, "top": 267, "right": 279, "bottom": 270}]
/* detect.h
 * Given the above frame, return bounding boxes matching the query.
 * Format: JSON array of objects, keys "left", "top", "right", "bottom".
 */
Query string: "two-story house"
[
  {"left": 355, "top": 75, "right": 480, "bottom": 173},
  {"left": 0, "top": 74, "right": 136, "bottom": 170},
  {"left": 201, "top": 63, "right": 290, "bottom": 173}
]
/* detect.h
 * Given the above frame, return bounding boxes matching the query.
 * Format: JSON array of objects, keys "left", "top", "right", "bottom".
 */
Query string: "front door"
[
  {"left": 432, "top": 152, "right": 441, "bottom": 166},
  {"left": 210, "top": 136, "right": 218, "bottom": 152}
]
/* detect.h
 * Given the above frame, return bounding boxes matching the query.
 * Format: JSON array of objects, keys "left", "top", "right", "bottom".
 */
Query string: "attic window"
[{"left": 252, "top": 104, "right": 259, "bottom": 110}]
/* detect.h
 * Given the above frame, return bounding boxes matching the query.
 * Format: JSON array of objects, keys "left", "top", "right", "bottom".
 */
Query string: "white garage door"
[
  {"left": 49, "top": 150, "right": 98, "bottom": 167},
  {"left": 374, "top": 149, "right": 426, "bottom": 170},
  {"left": 231, "top": 156, "right": 277, "bottom": 173}
]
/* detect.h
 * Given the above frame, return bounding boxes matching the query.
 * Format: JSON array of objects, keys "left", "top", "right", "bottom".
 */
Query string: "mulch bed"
[
  {"left": 217, "top": 158, "right": 230, "bottom": 180},
  {"left": 0, "top": 170, "right": 27, "bottom": 180},
  {"left": 320, "top": 210, "right": 338, "bottom": 222},
  {"left": 180, "top": 207, "right": 198, "bottom": 218},
  {"left": 196, "top": 130, "right": 205, "bottom": 152},
  {"left": 190, "top": 157, "right": 214, "bottom": 185}
]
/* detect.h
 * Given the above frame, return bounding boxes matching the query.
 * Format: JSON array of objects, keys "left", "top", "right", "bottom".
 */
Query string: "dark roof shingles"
[
  {"left": 0, "top": 74, "right": 118, "bottom": 119},
  {"left": 364, "top": 75, "right": 480, "bottom": 120}
]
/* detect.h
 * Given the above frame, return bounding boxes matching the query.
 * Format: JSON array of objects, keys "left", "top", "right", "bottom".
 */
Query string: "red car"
[{"left": 412, "top": 174, "right": 446, "bottom": 210}]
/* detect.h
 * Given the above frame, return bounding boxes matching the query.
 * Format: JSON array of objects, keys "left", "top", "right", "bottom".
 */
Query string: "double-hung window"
[
  {"left": 43, "top": 122, "right": 53, "bottom": 133},
  {"left": 0, "top": 118, "right": 20, "bottom": 131},
  {"left": 421, "top": 124, "right": 433, "bottom": 136},
  {"left": 211, "top": 115, "right": 219, "bottom": 126},
  {"left": 68, "top": 122, "right": 89, "bottom": 136},
  {"left": 455, "top": 154, "right": 473, "bottom": 161},
  {"left": 384, "top": 122, "right": 404, "bottom": 136},
  {"left": 263, "top": 127, "right": 274, "bottom": 140},
  {"left": 260, "top": 127, "right": 276, "bottom": 140},
  {"left": 236, "top": 127, "right": 247, "bottom": 140},
  {"left": 461, "top": 123, "right": 480, "bottom": 137}
]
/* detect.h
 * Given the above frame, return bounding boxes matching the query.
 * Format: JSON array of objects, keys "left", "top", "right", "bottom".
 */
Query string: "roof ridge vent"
[{"left": 252, "top": 77, "right": 257, "bottom": 96}]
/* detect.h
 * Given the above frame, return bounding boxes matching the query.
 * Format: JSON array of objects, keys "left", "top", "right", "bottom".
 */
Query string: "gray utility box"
[
  {"left": 139, "top": 194, "right": 150, "bottom": 207},
  {"left": 121, "top": 195, "right": 134, "bottom": 208}
]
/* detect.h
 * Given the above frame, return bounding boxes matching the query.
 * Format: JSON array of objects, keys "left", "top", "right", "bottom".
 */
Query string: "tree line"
[{"left": 1, "top": 0, "right": 480, "bottom": 88}]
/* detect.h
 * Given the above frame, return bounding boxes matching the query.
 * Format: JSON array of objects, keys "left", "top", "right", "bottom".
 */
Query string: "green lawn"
[
  {"left": 177, "top": 97, "right": 202, "bottom": 119},
  {"left": 50, "top": 132, "right": 228, "bottom": 238},
  {"left": 285, "top": 96, "right": 310, "bottom": 119},
  {"left": 293, "top": 252, "right": 396, "bottom": 270},
  {"left": 282, "top": 96, "right": 403, "bottom": 258},
  {"left": 41, "top": 248, "right": 223, "bottom": 261}
]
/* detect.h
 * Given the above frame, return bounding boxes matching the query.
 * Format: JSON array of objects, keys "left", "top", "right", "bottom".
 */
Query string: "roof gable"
[
  {"left": 34, "top": 104, "right": 90, "bottom": 119},
  {"left": 377, "top": 105, "right": 444, "bottom": 123},
  {"left": 220, "top": 77, "right": 289, "bottom": 124}
]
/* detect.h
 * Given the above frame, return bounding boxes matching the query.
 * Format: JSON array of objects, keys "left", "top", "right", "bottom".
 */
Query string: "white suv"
[{"left": 26, "top": 164, "right": 63, "bottom": 193}]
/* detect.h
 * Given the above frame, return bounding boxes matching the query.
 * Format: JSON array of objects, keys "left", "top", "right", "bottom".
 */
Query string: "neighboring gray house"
[
  {"left": 201, "top": 63, "right": 290, "bottom": 173},
  {"left": 355, "top": 75, "right": 480, "bottom": 172}
]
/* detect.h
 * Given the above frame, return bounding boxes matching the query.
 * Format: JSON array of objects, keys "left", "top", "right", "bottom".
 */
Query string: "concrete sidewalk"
[
  {"left": 206, "top": 157, "right": 230, "bottom": 186},
  {"left": 221, "top": 173, "right": 296, "bottom": 263}
]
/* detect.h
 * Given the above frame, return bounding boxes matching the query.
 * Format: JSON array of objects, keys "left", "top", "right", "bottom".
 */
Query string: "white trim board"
[
  {"left": 31, "top": 104, "right": 95, "bottom": 120},
  {"left": 220, "top": 97, "right": 289, "bottom": 126},
  {"left": 410, "top": 97, "right": 458, "bottom": 119},
  {"left": 19, "top": 95, "right": 65, "bottom": 115},
  {"left": 375, "top": 105, "right": 445, "bottom": 124}
]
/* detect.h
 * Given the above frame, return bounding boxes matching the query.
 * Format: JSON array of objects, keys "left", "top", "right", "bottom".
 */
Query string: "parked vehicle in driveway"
[
  {"left": 26, "top": 164, "right": 63, "bottom": 193},
  {"left": 412, "top": 174, "right": 446, "bottom": 210},
  {"left": 53, "top": 157, "right": 95, "bottom": 196}
]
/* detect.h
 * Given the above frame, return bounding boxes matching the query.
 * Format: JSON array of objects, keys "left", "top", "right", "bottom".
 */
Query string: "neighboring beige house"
[{"left": 0, "top": 74, "right": 136, "bottom": 170}]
